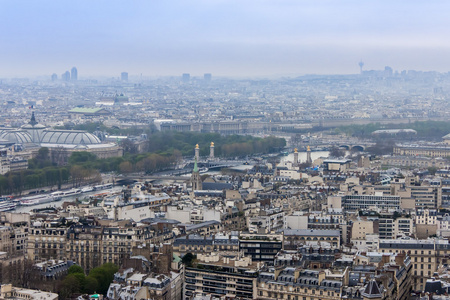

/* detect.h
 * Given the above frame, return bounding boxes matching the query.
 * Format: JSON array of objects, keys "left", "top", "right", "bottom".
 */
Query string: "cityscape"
[{"left": 2, "top": 1, "right": 450, "bottom": 300}]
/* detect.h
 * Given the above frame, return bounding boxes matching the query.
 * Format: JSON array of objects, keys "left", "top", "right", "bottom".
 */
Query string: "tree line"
[
  {"left": 143, "top": 131, "right": 286, "bottom": 157},
  {"left": 335, "top": 120, "right": 450, "bottom": 140}
]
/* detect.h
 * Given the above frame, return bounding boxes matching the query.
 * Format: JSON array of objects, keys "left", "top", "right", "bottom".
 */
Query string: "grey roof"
[
  {"left": 174, "top": 235, "right": 213, "bottom": 246},
  {"left": 283, "top": 229, "right": 340, "bottom": 237},
  {"left": 184, "top": 220, "right": 221, "bottom": 231},
  {"left": 202, "top": 182, "right": 233, "bottom": 190},
  {"left": 40, "top": 130, "right": 101, "bottom": 145},
  {"left": 362, "top": 280, "right": 382, "bottom": 298},
  {"left": 0, "top": 130, "right": 33, "bottom": 144}
]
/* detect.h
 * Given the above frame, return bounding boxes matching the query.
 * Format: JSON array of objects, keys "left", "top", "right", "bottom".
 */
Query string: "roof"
[
  {"left": 40, "top": 130, "right": 101, "bottom": 145},
  {"left": 0, "top": 130, "right": 33, "bottom": 144},
  {"left": 69, "top": 107, "right": 110, "bottom": 114},
  {"left": 283, "top": 229, "right": 340, "bottom": 237},
  {"left": 173, "top": 253, "right": 182, "bottom": 263},
  {"left": 362, "top": 280, "right": 382, "bottom": 298},
  {"left": 185, "top": 220, "right": 221, "bottom": 231},
  {"left": 202, "top": 182, "right": 233, "bottom": 190}
]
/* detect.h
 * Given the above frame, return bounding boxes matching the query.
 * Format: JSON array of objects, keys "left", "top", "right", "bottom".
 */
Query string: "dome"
[
  {"left": 0, "top": 130, "right": 33, "bottom": 144},
  {"left": 22, "top": 123, "right": 46, "bottom": 130},
  {"left": 40, "top": 130, "right": 101, "bottom": 145}
]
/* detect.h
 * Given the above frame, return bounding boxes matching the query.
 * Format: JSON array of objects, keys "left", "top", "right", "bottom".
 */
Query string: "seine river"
[{"left": 14, "top": 151, "right": 330, "bottom": 212}]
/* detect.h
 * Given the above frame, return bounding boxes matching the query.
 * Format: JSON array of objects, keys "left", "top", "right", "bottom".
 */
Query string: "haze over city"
[
  {"left": 2, "top": 0, "right": 450, "bottom": 77},
  {"left": 4, "top": 1, "right": 450, "bottom": 300}
]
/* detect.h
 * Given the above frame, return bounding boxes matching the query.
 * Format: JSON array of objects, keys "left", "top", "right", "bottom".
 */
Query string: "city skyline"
[{"left": 1, "top": 1, "right": 450, "bottom": 77}]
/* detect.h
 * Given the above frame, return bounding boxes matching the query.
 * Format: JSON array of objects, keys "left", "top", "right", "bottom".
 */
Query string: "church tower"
[{"left": 191, "top": 157, "right": 202, "bottom": 192}]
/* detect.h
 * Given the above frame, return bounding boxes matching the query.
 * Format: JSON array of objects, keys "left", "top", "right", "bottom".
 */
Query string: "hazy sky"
[{"left": 1, "top": 0, "right": 450, "bottom": 77}]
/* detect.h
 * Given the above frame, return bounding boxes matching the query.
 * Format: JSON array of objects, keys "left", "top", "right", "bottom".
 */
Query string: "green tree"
[
  {"left": 119, "top": 161, "right": 133, "bottom": 174},
  {"left": 83, "top": 276, "right": 99, "bottom": 294},
  {"left": 428, "top": 167, "right": 438, "bottom": 175},
  {"left": 182, "top": 253, "right": 197, "bottom": 267},
  {"left": 68, "top": 152, "right": 97, "bottom": 165},
  {"left": 88, "top": 263, "right": 118, "bottom": 295},
  {"left": 68, "top": 265, "right": 84, "bottom": 275}
]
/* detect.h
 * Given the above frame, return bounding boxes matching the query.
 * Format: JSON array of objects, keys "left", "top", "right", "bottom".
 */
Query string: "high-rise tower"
[
  {"left": 358, "top": 60, "right": 364, "bottom": 74},
  {"left": 182, "top": 73, "right": 190, "bottom": 82},
  {"left": 62, "top": 71, "right": 70, "bottom": 81},
  {"left": 71, "top": 67, "right": 78, "bottom": 81},
  {"left": 121, "top": 72, "right": 128, "bottom": 81}
]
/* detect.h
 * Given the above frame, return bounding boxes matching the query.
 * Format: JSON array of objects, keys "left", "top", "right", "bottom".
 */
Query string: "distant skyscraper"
[
  {"left": 62, "top": 71, "right": 70, "bottom": 81},
  {"left": 51, "top": 73, "right": 57, "bottom": 81},
  {"left": 182, "top": 73, "right": 190, "bottom": 82},
  {"left": 384, "top": 66, "right": 393, "bottom": 77},
  {"left": 121, "top": 72, "right": 128, "bottom": 81},
  {"left": 71, "top": 67, "right": 77, "bottom": 81},
  {"left": 204, "top": 73, "right": 212, "bottom": 81},
  {"left": 358, "top": 60, "right": 364, "bottom": 74}
]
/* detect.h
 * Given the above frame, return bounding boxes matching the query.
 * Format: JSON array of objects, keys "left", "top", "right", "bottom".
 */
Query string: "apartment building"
[
  {"left": 379, "top": 238, "right": 450, "bottom": 291},
  {"left": 184, "top": 253, "right": 259, "bottom": 299}
]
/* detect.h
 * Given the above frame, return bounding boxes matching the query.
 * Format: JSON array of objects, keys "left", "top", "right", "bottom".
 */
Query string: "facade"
[
  {"left": 239, "top": 233, "right": 283, "bottom": 262},
  {"left": 160, "top": 121, "right": 250, "bottom": 135},
  {"left": 185, "top": 253, "right": 259, "bottom": 299},
  {"left": 394, "top": 218, "right": 414, "bottom": 237},
  {"left": 66, "top": 224, "right": 103, "bottom": 273},
  {"left": 283, "top": 229, "right": 341, "bottom": 250},
  {"left": 257, "top": 267, "right": 346, "bottom": 300},
  {"left": 379, "top": 238, "right": 450, "bottom": 291},
  {"left": 382, "top": 155, "right": 447, "bottom": 168},
  {"left": 341, "top": 195, "right": 400, "bottom": 211},
  {"left": 248, "top": 208, "right": 285, "bottom": 234},
  {"left": 393, "top": 145, "right": 450, "bottom": 158},
  {"left": 378, "top": 218, "right": 394, "bottom": 239},
  {"left": 27, "top": 220, "right": 67, "bottom": 262}
]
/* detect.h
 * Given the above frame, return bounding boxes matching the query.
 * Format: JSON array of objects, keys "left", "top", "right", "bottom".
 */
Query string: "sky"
[{"left": 1, "top": 0, "right": 450, "bottom": 78}]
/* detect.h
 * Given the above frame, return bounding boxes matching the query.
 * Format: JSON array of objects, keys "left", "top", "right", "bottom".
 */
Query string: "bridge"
[{"left": 116, "top": 159, "right": 253, "bottom": 184}]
